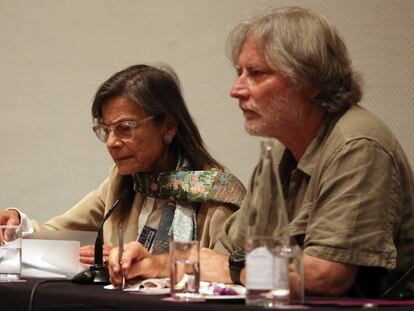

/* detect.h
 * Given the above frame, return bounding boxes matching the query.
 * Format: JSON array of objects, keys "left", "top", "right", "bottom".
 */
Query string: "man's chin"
[
  {"left": 245, "top": 123, "right": 276, "bottom": 139},
  {"left": 245, "top": 123, "right": 263, "bottom": 136}
]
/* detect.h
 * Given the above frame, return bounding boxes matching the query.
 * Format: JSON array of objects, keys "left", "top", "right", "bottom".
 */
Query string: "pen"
[{"left": 118, "top": 225, "right": 126, "bottom": 290}]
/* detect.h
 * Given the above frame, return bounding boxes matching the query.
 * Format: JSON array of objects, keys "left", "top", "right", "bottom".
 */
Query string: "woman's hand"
[
  {"left": 79, "top": 244, "right": 112, "bottom": 265},
  {"left": 108, "top": 241, "right": 168, "bottom": 287},
  {"left": 0, "top": 209, "right": 21, "bottom": 243},
  {"left": 0, "top": 209, "right": 20, "bottom": 225}
]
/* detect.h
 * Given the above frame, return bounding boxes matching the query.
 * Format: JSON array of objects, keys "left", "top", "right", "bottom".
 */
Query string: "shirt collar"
[{"left": 294, "top": 115, "right": 335, "bottom": 176}]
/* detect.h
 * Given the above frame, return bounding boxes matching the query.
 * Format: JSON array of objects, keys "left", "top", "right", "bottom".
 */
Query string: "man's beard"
[{"left": 244, "top": 92, "right": 305, "bottom": 139}]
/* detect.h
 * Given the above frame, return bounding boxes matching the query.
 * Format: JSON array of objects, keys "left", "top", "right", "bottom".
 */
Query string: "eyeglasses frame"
[{"left": 92, "top": 115, "right": 156, "bottom": 143}]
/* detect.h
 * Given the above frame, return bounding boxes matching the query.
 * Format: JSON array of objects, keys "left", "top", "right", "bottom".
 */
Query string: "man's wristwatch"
[{"left": 228, "top": 249, "right": 245, "bottom": 285}]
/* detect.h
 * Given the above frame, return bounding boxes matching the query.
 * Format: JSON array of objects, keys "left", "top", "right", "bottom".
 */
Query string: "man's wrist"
[{"left": 228, "top": 249, "right": 245, "bottom": 285}]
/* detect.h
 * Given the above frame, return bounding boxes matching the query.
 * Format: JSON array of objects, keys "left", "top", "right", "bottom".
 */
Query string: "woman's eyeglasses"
[{"left": 92, "top": 115, "right": 155, "bottom": 143}]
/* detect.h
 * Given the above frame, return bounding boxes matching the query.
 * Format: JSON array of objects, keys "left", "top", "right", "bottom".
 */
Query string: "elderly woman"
[{"left": 0, "top": 64, "right": 245, "bottom": 265}]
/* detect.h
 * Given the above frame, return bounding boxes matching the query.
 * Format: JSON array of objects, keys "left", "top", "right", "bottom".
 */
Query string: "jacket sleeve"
[{"left": 31, "top": 174, "right": 111, "bottom": 232}]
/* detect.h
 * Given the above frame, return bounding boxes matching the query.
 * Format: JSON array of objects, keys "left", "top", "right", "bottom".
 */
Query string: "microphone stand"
[{"left": 72, "top": 188, "right": 129, "bottom": 284}]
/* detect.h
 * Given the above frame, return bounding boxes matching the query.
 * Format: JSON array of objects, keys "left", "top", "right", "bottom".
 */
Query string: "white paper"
[
  {"left": 104, "top": 279, "right": 246, "bottom": 298},
  {"left": 104, "top": 277, "right": 170, "bottom": 294},
  {"left": 22, "top": 239, "right": 88, "bottom": 279}
]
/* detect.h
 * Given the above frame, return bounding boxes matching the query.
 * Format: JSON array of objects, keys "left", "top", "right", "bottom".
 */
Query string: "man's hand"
[
  {"left": 0, "top": 210, "right": 21, "bottom": 243},
  {"left": 199, "top": 248, "right": 357, "bottom": 297},
  {"left": 200, "top": 248, "right": 233, "bottom": 284},
  {"left": 79, "top": 244, "right": 112, "bottom": 265},
  {"left": 108, "top": 241, "right": 168, "bottom": 286}
]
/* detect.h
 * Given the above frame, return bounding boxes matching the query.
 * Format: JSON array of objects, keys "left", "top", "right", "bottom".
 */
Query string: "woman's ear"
[
  {"left": 163, "top": 115, "right": 178, "bottom": 142},
  {"left": 308, "top": 86, "right": 320, "bottom": 99}
]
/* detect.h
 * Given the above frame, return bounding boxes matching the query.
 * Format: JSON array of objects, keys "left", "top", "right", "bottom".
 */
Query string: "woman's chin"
[{"left": 117, "top": 165, "right": 139, "bottom": 175}]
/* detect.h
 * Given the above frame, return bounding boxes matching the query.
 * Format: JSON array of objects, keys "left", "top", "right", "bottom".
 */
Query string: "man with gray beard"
[
  {"left": 108, "top": 7, "right": 414, "bottom": 298},
  {"left": 202, "top": 6, "right": 414, "bottom": 298}
]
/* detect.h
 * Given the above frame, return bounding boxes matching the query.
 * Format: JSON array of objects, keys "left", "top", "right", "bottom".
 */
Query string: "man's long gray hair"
[{"left": 227, "top": 6, "right": 363, "bottom": 114}]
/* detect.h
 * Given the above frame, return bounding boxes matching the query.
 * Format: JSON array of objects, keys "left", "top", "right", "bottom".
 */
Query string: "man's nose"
[{"left": 230, "top": 76, "right": 249, "bottom": 100}]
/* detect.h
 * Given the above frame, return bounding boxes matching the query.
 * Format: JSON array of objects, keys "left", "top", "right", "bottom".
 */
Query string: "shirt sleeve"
[
  {"left": 199, "top": 201, "right": 239, "bottom": 253},
  {"left": 213, "top": 208, "right": 245, "bottom": 255},
  {"left": 304, "top": 138, "right": 402, "bottom": 269}
]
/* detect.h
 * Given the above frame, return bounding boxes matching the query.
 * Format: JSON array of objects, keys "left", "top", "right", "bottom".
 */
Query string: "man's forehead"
[
  {"left": 234, "top": 55, "right": 271, "bottom": 70},
  {"left": 235, "top": 36, "right": 270, "bottom": 66}
]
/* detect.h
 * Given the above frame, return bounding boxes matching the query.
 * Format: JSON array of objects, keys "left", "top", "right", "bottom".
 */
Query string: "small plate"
[{"left": 200, "top": 282, "right": 245, "bottom": 300}]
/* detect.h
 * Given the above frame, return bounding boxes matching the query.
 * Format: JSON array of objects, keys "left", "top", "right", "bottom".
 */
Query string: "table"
[{"left": 1, "top": 278, "right": 413, "bottom": 311}]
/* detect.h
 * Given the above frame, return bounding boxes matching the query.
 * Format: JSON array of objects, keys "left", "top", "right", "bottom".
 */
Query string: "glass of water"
[
  {"left": 0, "top": 225, "right": 22, "bottom": 281},
  {"left": 245, "top": 236, "right": 276, "bottom": 307},
  {"left": 245, "top": 236, "right": 304, "bottom": 308},
  {"left": 272, "top": 243, "right": 304, "bottom": 306},
  {"left": 169, "top": 240, "right": 203, "bottom": 302}
]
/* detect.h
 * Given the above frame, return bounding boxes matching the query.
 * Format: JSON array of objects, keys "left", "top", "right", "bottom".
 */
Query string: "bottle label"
[{"left": 246, "top": 246, "right": 273, "bottom": 289}]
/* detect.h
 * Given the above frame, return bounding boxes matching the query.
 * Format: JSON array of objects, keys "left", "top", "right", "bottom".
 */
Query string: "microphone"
[{"left": 72, "top": 188, "right": 129, "bottom": 284}]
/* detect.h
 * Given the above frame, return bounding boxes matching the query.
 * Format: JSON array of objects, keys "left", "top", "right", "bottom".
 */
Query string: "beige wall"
[{"left": 1, "top": 0, "right": 413, "bottom": 221}]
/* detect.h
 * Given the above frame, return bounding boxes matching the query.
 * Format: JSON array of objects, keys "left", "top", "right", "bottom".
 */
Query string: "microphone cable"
[{"left": 28, "top": 278, "right": 69, "bottom": 311}]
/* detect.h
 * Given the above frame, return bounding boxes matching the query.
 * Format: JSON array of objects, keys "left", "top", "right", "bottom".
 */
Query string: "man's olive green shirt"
[{"left": 215, "top": 104, "right": 414, "bottom": 297}]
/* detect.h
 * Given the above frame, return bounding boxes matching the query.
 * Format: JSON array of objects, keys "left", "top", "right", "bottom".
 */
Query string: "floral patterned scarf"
[{"left": 133, "top": 170, "right": 246, "bottom": 254}]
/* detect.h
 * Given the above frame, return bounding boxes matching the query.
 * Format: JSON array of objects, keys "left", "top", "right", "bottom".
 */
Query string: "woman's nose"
[
  {"left": 230, "top": 76, "right": 249, "bottom": 100},
  {"left": 106, "top": 130, "right": 122, "bottom": 148}
]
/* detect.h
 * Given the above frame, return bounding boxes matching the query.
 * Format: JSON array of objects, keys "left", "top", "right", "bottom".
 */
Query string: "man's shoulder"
[{"left": 329, "top": 104, "right": 399, "bottom": 151}]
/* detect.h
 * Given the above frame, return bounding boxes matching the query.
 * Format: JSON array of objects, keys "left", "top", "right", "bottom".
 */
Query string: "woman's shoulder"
[{"left": 208, "top": 170, "right": 246, "bottom": 208}]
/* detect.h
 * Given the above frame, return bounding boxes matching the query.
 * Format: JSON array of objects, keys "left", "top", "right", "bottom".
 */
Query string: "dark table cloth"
[{"left": 1, "top": 278, "right": 414, "bottom": 311}]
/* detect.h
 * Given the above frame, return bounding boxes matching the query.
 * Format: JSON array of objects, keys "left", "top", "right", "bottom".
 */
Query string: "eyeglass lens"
[
  {"left": 93, "top": 115, "right": 156, "bottom": 143},
  {"left": 95, "top": 123, "right": 133, "bottom": 142}
]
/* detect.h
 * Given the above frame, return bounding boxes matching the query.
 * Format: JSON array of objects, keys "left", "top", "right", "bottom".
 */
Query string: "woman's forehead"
[{"left": 101, "top": 96, "right": 146, "bottom": 123}]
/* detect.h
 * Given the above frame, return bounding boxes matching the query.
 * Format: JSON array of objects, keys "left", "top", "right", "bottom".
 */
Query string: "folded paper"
[{"left": 22, "top": 239, "right": 88, "bottom": 279}]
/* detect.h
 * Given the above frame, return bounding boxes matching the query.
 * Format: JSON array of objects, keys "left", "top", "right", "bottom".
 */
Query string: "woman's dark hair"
[{"left": 92, "top": 64, "right": 222, "bottom": 170}]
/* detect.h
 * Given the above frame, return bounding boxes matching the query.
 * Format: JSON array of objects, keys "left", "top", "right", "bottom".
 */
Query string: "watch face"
[{"left": 230, "top": 250, "right": 245, "bottom": 266}]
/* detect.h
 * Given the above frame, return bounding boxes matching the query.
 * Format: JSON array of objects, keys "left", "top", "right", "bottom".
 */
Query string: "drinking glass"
[
  {"left": 245, "top": 236, "right": 276, "bottom": 307},
  {"left": 169, "top": 240, "right": 203, "bottom": 302},
  {"left": 272, "top": 243, "right": 304, "bottom": 306},
  {"left": 0, "top": 225, "right": 22, "bottom": 281},
  {"left": 245, "top": 236, "right": 304, "bottom": 307}
]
